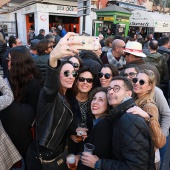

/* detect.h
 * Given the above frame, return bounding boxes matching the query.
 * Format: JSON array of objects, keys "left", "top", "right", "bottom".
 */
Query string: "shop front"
[
  {"left": 130, "top": 10, "right": 170, "bottom": 38},
  {"left": 94, "top": 5, "right": 131, "bottom": 37}
]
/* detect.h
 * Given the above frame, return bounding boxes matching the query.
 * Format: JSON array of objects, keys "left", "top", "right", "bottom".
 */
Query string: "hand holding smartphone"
[{"left": 68, "top": 36, "right": 99, "bottom": 51}]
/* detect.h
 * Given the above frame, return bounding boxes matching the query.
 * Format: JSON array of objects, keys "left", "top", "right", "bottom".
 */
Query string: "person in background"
[
  {"left": 101, "top": 36, "right": 113, "bottom": 53},
  {"left": 35, "top": 29, "right": 45, "bottom": 40},
  {"left": 0, "top": 32, "right": 7, "bottom": 67},
  {"left": 145, "top": 40, "right": 169, "bottom": 103},
  {"left": 0, "top": 26, "right": 5, "bottom": 39},
  {"left": 99, "top": 33, "right": 104, "bottom": 48},
  {"left": 79, "top": 50, "right": 103, "bottom": 87},
  {"left": 157, "top": 36, "right": 170, "bottom": 73},
  {"left": 99, "top": 63, "right": 119, "bottom": 87},
  {"left": 0, "top": 46, "right": 41, "bottom": 170},
  {"left": 78, "top": 87, "right": 112, "bottom": 170},
  {"left": 33, "top": 39, "right": 53, "bottom": 86},
  {"left": 29, "top": 39, "right": 40, "bottom": 58},
  {"left": 61, "top": 25, "right": 67, "bottom": 37},
  {"left": 100, "top": 39, "right": 126, "bottom": 70},
  {"left": 68, "top": 55, "right": 83, "bottom": 71},
  {"left": 124, "top": 41, "right": 146, "bottom": 65},
  {"left": 0, "top": 75, "right": 22, "bottom": 170},
  {"left": 2, "top": 35, "right": 23, "bottom": 78},
  {"left": 45, "top": 34, "right": 55, "bottom": 48},
  {"left": 53, "top": 29, "right": 61, "bottom": 46},
  {"left": 28, "top": 28, "right": 35, "bottom": 44},
  {"left": 93, "top": 43, "right": 102, "bottom": 58}
]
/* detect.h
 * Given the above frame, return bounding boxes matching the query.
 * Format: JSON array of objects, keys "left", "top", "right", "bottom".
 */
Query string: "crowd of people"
[{"left": 0, "top": 28, "right": 170, "bottom": 170}]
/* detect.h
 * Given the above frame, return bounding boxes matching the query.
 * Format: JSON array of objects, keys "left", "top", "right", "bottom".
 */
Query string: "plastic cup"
[{"left": 84, "top": 143, "right": 95, "bottom": 154}]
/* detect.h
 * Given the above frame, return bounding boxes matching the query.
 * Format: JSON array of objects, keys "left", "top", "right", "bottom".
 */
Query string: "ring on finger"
[{"left": 67, "top": 46, "right": 70, "bottom": 51}]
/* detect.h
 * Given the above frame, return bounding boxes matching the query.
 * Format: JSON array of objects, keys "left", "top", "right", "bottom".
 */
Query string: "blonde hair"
[
  {"left": 0, "top": 32, "right": 6, "bottom": 44},
  {"left": 135, "top": 69, "right": 156, "bottom": 106}
]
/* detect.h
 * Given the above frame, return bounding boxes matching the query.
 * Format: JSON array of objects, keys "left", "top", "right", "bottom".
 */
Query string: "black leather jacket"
[
  {"left": 36, "top": 60, "right": 73, "bottom": 150},
  {"left": 98, "top": 98, "right": 155, "bottom": 170}
]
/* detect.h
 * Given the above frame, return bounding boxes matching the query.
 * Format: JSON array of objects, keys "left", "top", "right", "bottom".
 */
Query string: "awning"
[{"left": 130, "top": 10, "right": 170, "bottom": 32}]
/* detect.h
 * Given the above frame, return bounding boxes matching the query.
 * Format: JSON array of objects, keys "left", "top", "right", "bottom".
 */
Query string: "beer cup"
[
  {"left": 84, "top": 143, "right": 95, "bottom": 154},
  {"left": 76, "top": 123, "right": 87, "bottom": 142},
  {"left": 66, "top": 154, "right": 77, "bottom": 170}
]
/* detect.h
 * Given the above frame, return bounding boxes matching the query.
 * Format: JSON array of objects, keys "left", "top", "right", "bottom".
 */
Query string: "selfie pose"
[{"left": 26, "top": 32, "right": 82, "bottom": 170}]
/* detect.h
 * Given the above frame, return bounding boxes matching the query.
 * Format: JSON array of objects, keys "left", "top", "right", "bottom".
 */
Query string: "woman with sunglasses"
[
  {"left": 99, "top": 64, "right": 119, "bottom": 87},
  {"left": 127, "top": 69, "right": 166, "bottom": 170},
  {"left": 26, "top": 32, "right": 82, "bottom": 170},
  {"left": 68, "top": 55, "right": 83, "bottom": 71},
  {"left": 67, "top": 67, "right": 95, "bottom": 155}
]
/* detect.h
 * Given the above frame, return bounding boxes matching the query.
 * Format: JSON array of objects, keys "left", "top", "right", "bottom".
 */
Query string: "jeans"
[{"left": 159, "top": 135, "right": 169, "bottom": 169}]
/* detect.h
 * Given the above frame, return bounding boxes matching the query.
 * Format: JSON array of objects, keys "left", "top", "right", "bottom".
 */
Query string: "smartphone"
[{"left": 68, "top": 36, "right": 99, "bottom": 51}]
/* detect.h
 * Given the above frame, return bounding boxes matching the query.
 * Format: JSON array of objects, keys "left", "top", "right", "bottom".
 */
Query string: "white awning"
[{"left": 130, "top": 10, "right": 170, "bottom": 32}]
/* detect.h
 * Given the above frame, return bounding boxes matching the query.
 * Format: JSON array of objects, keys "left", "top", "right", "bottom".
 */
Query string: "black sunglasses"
[
  {"left": 132, "top": 78, "right": 147, "bottom": 85},
  {"left": 70, "top": 62, "right": 79, "bottom": 68},
  {"left": 48, "top": 45, "right": 53, "bottom": 49},
  {"left": 124, "top": 72, "right": 137, "bottom": 78},
  {"left": 78, "top": 77, "right": 93, "bottom": 84},
  {"left": 63, "top": 70, "right": 77, "bottom": 78},
  {"left": 98, "top": 72, "right": 111, "bottom": 79}
]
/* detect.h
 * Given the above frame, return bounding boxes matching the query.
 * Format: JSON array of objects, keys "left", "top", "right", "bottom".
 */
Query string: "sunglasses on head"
[
  {"left": 78, "top": 77, "right": 93, "bottom": 84},
  {"left": 98, "top": 72, "right": 111, "bottom": 79},
  {"left": 63, "top": 70, "right": 77, "bottom": 78},
  {"left": 132, "top": 78, "right": 147, "bottom": 85},
  {"left": 124, "top": 72, "right": 137, "bottom": 78}
]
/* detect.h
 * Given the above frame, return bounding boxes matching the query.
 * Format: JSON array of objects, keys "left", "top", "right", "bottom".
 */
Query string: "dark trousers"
[
  {"left": 160, "top": 82, "right": 169, "bottom": 104},
  {"left": 160, "top": 135, "right": 170, "bottom": 170}
]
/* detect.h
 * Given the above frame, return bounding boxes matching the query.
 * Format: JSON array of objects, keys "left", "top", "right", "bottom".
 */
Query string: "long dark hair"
[{"left": 9, "top": 46, "right": 40, "bottom": 101}]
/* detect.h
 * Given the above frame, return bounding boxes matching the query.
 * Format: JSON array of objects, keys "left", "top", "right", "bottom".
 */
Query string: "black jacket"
[
  {"left": 36, "top": 60, "right": 73, "bottom": 151},
  {"left": 33, "top": 54, "right": 49, "bottom": 86},
  {"left": 98, "top": 98, "right": 155, "bottom": 170},
  {"left": 0, "top": 77, "right": 40, "bottom": 157},
  {"left": 157, "top": 46, "right": 170, "bottom": 75},
  {"left": 35, "top": 34, "right": 44, "bottom": 40}
]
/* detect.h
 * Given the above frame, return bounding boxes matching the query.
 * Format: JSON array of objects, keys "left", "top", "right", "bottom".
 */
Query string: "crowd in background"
[{"left": 0, "top": 25, "right": 170, "bottom": 170}]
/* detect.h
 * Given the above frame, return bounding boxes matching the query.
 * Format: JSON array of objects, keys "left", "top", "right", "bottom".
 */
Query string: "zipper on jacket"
[{"left": 47, "top": 97, "right": 73, "bottom": 147}]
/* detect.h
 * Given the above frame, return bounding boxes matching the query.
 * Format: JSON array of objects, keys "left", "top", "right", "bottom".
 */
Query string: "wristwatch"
[{"left": 94, "top": 160, "right": 100, "bottom": 170}]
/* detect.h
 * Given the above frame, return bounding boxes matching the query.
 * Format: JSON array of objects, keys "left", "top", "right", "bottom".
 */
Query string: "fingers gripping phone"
[{"left": 68, "top": 36, "right": 99, "bottom": 51}]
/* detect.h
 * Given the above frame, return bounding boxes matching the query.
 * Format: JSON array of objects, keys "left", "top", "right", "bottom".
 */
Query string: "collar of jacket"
[{"left": 109, "top": 98, "right": 136, "bottom": 122}]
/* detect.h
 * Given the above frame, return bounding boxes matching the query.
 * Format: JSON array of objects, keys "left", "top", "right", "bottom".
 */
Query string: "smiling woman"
[
  {"left": 78, "top": 87, "right": 112, "bottom": 170},
  {"left": 66, "top": 66, "right": 95, "bottom": 155},
  {"left": 131, "top": 69, "right": 166, "bottom": 170}
]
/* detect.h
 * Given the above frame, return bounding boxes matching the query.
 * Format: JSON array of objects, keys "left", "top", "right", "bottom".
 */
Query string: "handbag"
[{"left": 39, "top": 146, "right": 69, "bottom": 170}]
